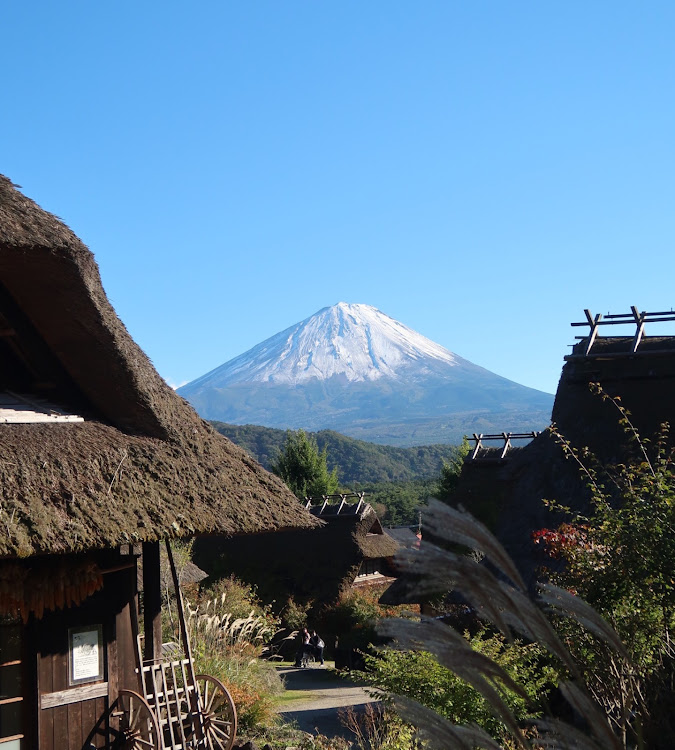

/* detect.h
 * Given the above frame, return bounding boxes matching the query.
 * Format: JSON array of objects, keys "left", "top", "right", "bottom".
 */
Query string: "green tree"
[
  {"left": 270, "top": 429, "right": 339, "bottom": 499},
  {"left": 435, "top": 435, "right": 470, "bottom": 504}
]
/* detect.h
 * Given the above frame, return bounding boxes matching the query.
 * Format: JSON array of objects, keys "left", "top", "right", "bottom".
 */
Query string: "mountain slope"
[
  {"left": 210, "top": 422, "right": 463, "bottom": 483},
  {"left": 179, "top": 303, "right": 553, "bottom": 446},
  {"left": 186, "top": 303, "right": 458, "bottom": 387}
]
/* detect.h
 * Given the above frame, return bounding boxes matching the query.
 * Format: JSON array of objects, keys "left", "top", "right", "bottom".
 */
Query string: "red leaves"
[{"left": 532, "top": 523, "right": 589, "bottom": 559}]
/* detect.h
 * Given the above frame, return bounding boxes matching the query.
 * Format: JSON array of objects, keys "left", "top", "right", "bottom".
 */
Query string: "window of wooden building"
[{"left": 356, "top": 558, "right": 383, "bottom": 578}]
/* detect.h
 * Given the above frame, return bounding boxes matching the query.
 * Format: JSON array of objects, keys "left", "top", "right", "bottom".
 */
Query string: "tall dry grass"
[
  {"left": 185, "top": 593, "right": 284, "bottom": 729},
  {"left": 379, "top": 500, "right": 631, "bottom": 750}
]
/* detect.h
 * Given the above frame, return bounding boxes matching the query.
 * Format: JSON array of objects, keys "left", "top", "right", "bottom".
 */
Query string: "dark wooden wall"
[{"left": 34, "top": 559, "right": 139, "bottom": 750}]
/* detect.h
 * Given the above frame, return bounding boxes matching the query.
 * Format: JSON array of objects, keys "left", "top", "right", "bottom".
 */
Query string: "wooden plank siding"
[
  {"left": 67, "top": 700, "right": 82, "bottom": 750},
  {"left": 37, "top": 630, "right": 53, "bottom": 750},
  {"left": 33, "top": 556, "right": 138, "bottom": 750}
]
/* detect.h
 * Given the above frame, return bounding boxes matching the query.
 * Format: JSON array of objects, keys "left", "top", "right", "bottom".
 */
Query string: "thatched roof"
[
  {"left": 193, "top": 498, "right": 400, "bottom": 606},
  {"left": 0, "top": 175, "right": 318, "bottom": 558},
  {"left": 442, "top": 330, "right": 675, "bottom": 587},
  {"left": 385, "top": 526, "right": 421, "bottom": 550},
  {"left": 305, "top": 495, "right": 400, "bottom": 560}
]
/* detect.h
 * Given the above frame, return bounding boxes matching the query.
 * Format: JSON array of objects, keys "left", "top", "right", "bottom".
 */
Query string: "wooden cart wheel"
[
  {"left": 195, "top": 674, "right": 237, "bottom": 750},
  {"left": 111, "top": 689, "right": 161, "bottom": 750}
]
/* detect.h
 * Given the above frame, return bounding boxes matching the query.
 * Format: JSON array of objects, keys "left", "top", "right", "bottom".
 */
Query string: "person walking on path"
[
  {"left": 310, "top": 630, "right": 325, "bottom": 665},
  {"left": 295, "top": 627, "right": 312, "bottom": 667}
]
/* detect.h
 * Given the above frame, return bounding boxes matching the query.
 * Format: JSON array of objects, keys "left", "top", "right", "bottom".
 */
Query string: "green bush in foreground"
[
  {"left": 535, "top": 387, "right": 675, "bottom": 746},
  {"left": 360, "top": 630, "right": 555, "bottom": 745}
]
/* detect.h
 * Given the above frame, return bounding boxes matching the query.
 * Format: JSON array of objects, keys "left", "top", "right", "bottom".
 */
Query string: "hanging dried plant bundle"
[{"left": 0, "top": 559, "right": 103, "bottom": 622}]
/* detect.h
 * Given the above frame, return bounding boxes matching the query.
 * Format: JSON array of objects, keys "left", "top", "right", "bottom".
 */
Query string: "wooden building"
[
  {"left": 445, "top": 307, "right": 675, "bottom": 585},
  {"left": 0, "top": 175, "right": 317, "bottom": 749},
  {"left": 194, "top": 492, "right": 401, "bottom": 609}
]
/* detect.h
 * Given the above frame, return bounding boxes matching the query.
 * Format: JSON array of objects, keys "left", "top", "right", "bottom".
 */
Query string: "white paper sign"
[{"left": 70, "top": 627, "right": 102, "bottom": 682}]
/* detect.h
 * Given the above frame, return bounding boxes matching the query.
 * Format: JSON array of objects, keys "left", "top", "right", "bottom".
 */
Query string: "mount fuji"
[{"left": 178, "top": 303, "right": 554, "bottom": 446}]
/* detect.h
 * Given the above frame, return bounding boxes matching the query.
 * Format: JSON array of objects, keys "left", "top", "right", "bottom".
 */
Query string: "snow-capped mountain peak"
[{"left": 186, "top": 302, "right": 458, "bottom": 388}]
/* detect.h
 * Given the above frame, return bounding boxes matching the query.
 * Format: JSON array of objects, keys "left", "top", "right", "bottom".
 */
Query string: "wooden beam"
[
  {"left": 142, "top": 541, "right": 162, "bottom": 664},
  {"left": 471, "top": 434, "right": 483, "bottom": 460},
  {"left": 583, "top": 310, "right": 603, "bottom": 355},
  {"left": 631, "top": 306, "right": 646, "bottom": 353},
  {"left": 165, "top": 540, "right": 206, "bottom": 742},
  {"left": 40, "top": 682, "right": 108, "bottom": 709},
  {"left": 500, "top": 432, "right": 511, "bottom": 459}
]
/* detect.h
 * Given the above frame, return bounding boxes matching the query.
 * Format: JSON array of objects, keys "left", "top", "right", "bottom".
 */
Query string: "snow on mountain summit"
[{"left": 188, "top": 302, "right": 458, "bottom": 388}]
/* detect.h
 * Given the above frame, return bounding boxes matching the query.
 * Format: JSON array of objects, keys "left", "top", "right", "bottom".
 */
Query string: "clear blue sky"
[{"left": 3, "top": 2, "right": 675, "bottom": 395}]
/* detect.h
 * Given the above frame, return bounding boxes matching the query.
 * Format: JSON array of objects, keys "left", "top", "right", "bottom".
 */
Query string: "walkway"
[{"left": 275, "top": 664, "right": 381, "bottom": 739}]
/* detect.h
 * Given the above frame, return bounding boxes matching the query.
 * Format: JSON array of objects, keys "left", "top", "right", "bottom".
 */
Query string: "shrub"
[
  {"left": 199, "top": 574, "right": 278, "bottom": 625},
  {"left": 340, "top": 704, "right": 420, "bottom": 750},
  {"left": 281, "top": 595, "right": 314, "bottom": 630},
  {"left": 184, "top": 582, "right": 284, "bottom": 730},
  {"left": 318, "top": 586, "right": 413, "bottom": 653},
  {"left": 360, "top": 630, "right": 555, "bottom": 745},
  {"left": 534, "top": 387, "right": 675, "bottom": 743}
]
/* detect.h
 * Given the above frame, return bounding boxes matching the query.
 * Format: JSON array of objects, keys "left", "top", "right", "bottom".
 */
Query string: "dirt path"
[{"left": 275, "top": 664, "right": 380, "bottom": 738}]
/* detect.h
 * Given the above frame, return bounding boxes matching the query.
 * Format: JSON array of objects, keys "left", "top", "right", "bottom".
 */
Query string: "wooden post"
[
  {"left": 631, "top": 306, "right": 646, "bottom": 353},
  {"left": 165, "top": 540, "right": 206, "bottom": 742},
  {"left": 583, "top": 309, "right": 603, "bottom": 356},
  {"left": 500, "top": 432, "right": 512, "bottom": 459},
  {"left": 471, "top": 433, "right": 483, "bottom": 460},
  {"left": 142, "top": 541, "right": 162, "bottom": 664}
]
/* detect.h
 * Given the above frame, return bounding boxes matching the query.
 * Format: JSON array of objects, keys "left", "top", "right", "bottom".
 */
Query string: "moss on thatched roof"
[{"left": 0, "top": 176, "right": 317, "bottom": 557}]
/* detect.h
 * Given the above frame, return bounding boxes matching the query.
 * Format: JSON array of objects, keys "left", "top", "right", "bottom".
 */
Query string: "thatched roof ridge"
[
  {"left": 570, "top": 335, "right": 675, "bottom": 357},
  {"left": 0, "top": 175, "right": 191, "bottom": 439},
  {"left": 350, "top": 504, "right": 400, "bottom": 559},
  {"left": 0, "top": 176, "right": 317, "bottom": 557},
  {"left": 0, "top": 176, "right": 83, "bottom": 248}
]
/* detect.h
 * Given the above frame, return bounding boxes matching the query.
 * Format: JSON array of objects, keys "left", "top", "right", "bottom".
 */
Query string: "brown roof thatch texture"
[{"left": 0, "top": 176, "right": 318, "bottom": 557}]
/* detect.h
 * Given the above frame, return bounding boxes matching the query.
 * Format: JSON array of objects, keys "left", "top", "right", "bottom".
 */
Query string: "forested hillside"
[{"left": 210, "top": 422, "right": 462, "bottom": 483}]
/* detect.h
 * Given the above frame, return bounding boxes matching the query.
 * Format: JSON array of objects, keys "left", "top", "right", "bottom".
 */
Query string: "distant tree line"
[
  {"left": 212, "top": 421, "right": 468, "bottom": 526},
  {"left": 210, "top": 421, "right": 463, "bottom": 483}
]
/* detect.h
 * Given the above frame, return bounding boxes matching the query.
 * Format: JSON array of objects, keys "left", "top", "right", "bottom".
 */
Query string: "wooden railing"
[
  {"left": 570, "top": 307, "right": 675, "bottom": 356},
  {"left": 305, "top": 492, "right": 366, "bottom": 515},
  {"left": 469, "top": 432, "right": 540, "bottom": 460}
]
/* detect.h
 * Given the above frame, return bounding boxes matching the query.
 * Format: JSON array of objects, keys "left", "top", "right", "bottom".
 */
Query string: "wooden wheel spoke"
[
  {"left": 211, "top": 722, "right": 232, "bottom": 740},
  {"left": 116, "top": 689, "right": 160, "bottom": 750},
  {"left": 210, "top": 694, "right": 225, "bottom": 712},
  {"left": 195, "top": 674, "right": 237, "bottom": 750},
  {"left": 202, "top": 679, "right": 211, "bottom": 708}
]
